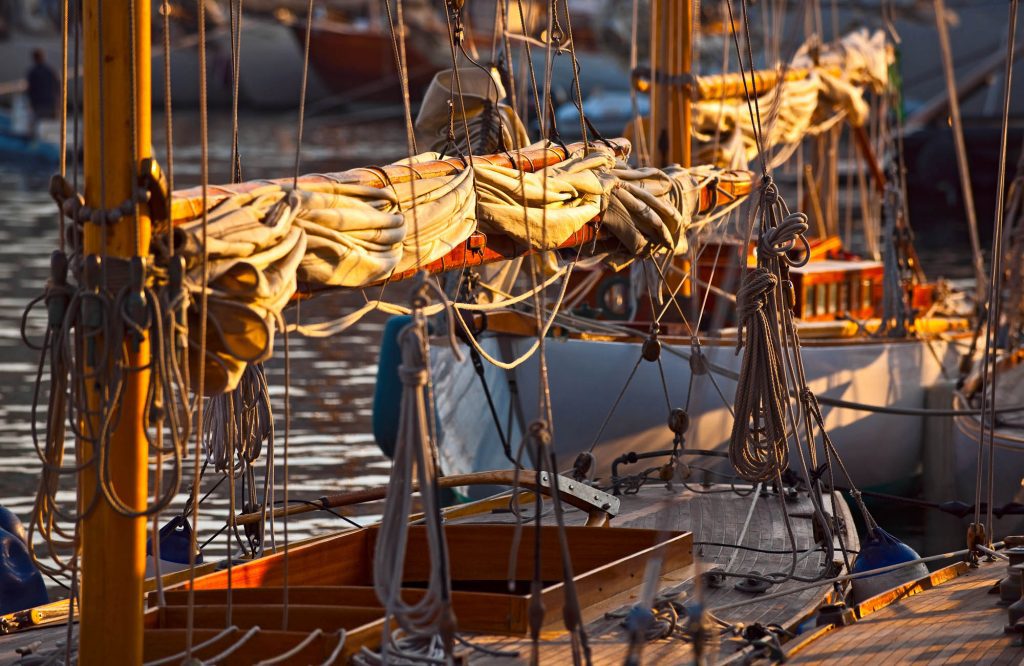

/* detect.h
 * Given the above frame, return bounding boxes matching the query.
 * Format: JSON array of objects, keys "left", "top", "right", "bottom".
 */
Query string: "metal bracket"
[
  {"left": 537, "top": 471, "right": 620, "bottom": 518},
  {"left": 140, "top": 156, "right": 170, "bottom": 227}
]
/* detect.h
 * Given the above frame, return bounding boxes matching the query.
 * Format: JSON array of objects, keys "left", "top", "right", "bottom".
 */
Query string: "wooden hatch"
[{"left": 141, "top": 524, "right": 693, "bottom": 663}]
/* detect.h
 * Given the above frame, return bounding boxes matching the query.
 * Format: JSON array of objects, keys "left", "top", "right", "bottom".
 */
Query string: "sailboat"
[
  {"left": 4, "top": 0, "right": 1022, "bottom": 664},
  {"left": 411, "top": 25, "right": 972, "bottom": 495}
]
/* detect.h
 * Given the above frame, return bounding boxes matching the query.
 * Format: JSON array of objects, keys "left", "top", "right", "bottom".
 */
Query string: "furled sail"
[
  {"left": 167, "top": 139, "right": 749, "bottom": 394},
  {"left": 692, "top": 29, "right": 892, "bottom": 168}
]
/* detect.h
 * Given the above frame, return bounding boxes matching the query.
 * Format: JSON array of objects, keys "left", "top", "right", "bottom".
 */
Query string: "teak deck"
[
  {"left": 2, "top": 484, "right": 857, "bottom": 665},
  {"left": 787, "top": 558, "right": 1024, "bottom": 664},
  {"left": 449, "top": 484, "right": 858, "bottom": 664}
]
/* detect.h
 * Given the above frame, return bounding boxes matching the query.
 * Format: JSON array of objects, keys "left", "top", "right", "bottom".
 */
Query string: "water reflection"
[{"left": 0, "top": 112, "right": 410, "bottom": 586}]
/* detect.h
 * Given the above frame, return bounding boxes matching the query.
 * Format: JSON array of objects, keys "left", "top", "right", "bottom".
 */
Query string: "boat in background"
[
  {"left": 0, "top": 97, "right": 60, "bottom": 164},
  {"left": 409, "top": 28, "right": 974, "bottom": 496},
  {"left": 426, "top": 244, "right": 969, "bottom": 495},
  {"left": 277, "top": 0, "right": 616, "bottom": 106},
  {"left": 953, "top": 354, "right": 1024, "bottom": 533}
]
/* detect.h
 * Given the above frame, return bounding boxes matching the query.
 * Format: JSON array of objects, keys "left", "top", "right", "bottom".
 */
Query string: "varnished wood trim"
[{"left": 854, "top": 560, "right": 969, "bottom": 619}]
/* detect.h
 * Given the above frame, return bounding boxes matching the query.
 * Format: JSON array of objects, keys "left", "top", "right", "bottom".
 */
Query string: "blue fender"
[
  {"left": 0, "top": 507, "right": 27, "bottom": 543},
  {"left": 850, "top": 526, "right": 928, "bottom": 603},
  {"left": 852, "top": 527, "right": 921, "bottom": 575},
  {"left": 0, "top": 509, "right": 48, "bottom": 615},
  {"left": 372, "top": 315, "right": 414, "bottom": 459},
  {"left": 147, "top": 515, "right": 203, "bottom": 565}
]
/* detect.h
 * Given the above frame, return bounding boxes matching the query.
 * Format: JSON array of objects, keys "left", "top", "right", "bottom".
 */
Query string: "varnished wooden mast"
[
  {"left": 80, "top": 1, "right": 151, "bottom": 663},
  {"left": 649, "top": 0, "right": 692, "bottom": 167}
]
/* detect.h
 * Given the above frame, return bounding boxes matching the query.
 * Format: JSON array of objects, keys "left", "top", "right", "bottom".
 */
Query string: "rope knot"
[
  {"left": 398, "top": 364, "right": 428, "bottom": 387},
  {"left": 735, "top": 268, "right": 777, "bottom": 321},
  {"left": 528, "top": 420, "right": 552, "bottom": 448},
  {"left": 759, "top": 212, "right": 810, "bottom": 267}
]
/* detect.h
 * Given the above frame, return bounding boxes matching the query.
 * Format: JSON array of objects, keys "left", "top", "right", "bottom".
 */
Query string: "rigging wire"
[
  {"left": 185, "top": 0, "right": 212, "bottom": 656},
  {"left": 974, "top": 0, "right": 1019, "bottom": 542}
]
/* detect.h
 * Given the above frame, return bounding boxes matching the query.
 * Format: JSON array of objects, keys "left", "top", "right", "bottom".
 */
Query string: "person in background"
[{"left": 26, "top": 48, "right": 58, "bottom": 123}]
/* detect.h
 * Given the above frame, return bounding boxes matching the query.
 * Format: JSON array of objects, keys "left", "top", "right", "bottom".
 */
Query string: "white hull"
[
  {"left": 432, "top": 334, "right": 961, "bottom": 492},
  {"left": 953, "top": 413, "right": 1024, "bottom": 534}
]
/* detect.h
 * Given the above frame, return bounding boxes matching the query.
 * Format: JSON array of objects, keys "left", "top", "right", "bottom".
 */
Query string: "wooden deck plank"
[
  {"left": 0, "top": 485, "right": 857, "bottom": 665},
  {"left": 788, "top": 560, "right": 1022, "bottom": 664},
  {"left": 451, "top": 484, "right": 858, "bottom": 664}
]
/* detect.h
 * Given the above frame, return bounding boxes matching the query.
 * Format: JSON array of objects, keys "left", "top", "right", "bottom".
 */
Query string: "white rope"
[
  {"left": 317, "top": 630, "right": 348, "bottom": 666},
  {"left": 449, "top": 258, "right": 576, "bottom": 371},
  {"left": 254, "top": 629, "right": 324, "bottom": 665},
  {"left": 200, "top": 625, "right": 262, "bottom": 664},
  {"left": 142, "top": 626, "right": 240, "bottom": 666},
  {"left": 288, "top": 266, "right": 568, "bottom": 338},
  {"left": 725, "top": 483, "right": 762, "bottom": 572},
  {"left": 372, "top": 318, "right": 454, "bottom": 646}
]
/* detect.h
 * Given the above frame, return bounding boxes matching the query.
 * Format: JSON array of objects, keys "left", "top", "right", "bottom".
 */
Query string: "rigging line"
[
  {"left": 381, "top": 0, "right": 423, "bottom": 271},
  {"left": 443, "top": 8, "right": 484, "bottom": 168},
  {"left": 724, "top": 483, "right": 762, "bottom": 572},
  {"left": 724, "top": 0, "right": 767, "bottom": 176},
  {"left": 933, "top": 0, "right": 986, "bottom": 302},
  {"left": 185, "top": 0, "right": 212, "bottom": 657},
  {"left": 489, "top": 0, "right": 502, "bottom": 62},
  {"left": 226, "top": 393, "right": 237, "bottom": 626},
  {"left": 711, "top": 543, "right": 989, "bottom": 615},
  {"left": 628, "top": 0, "right": 650, "bottom": 166},
  {"left": 161, "top": 0, "right": 175, "bottom": 257},
  {"left": 274, "top": 498, "right": 362, "bottom": 529},
  {"left": 558, "top": 0, "right": 588, "bottom": 148},
  {"left": 528, "top": 6, "right": 589, "bottom": 648},
  {"left": 57, "top": 0, "right": 68, "bottom": 250},
  {"left": 977, "top": 0, "right": 1019, "bottom": 540},
  {"left": 586, "top": 357, "right": 642, "bottom": 454},
  {"left": 229, "top": 0, "right": 243, "bottom": 182},
  {"left": 514, "top": 0, "right": 545, "bottom": 135},
  {"left": 496, "top": 0, "right": 541, "bottom": 625},
  {"left": 694, "top": 234, "right": 729, "bottom": 332},
  {"left": 650, "top": 258, "right": 695, "bottom": 336},
  {"left": 292, "top": 0, "right": 314, "bottom": 186},
  {"left": 281, "top": 319, "right": 294, "bottom": 629}
]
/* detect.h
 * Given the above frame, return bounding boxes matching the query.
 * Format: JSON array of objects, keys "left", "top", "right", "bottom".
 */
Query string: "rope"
[
  {"left": 142, "top": 626, "right": 239, "bottom": 666},
  {"left": 933, "top": 0, "right": 986, "bottom": 302},
  {"left": 975, "top": 0, "right": 1019, "bottom": 542},
  {"left": 186, "top": 0, "right": 213, "bottom": 655},
  {"left": 292, "top": 0, "right": 314, "bottom": 186},
  {"left": 254, "top": 628, "right": 324, "bottom": 665},
  {"left": 709, "top": 543, "right": 997, "bottom": 615},
  {"left": 729, "top": 265, "right": 789, "bottom": 482},
  {"left": 370, "top": 308, "right": 455, "bottom": 658}
]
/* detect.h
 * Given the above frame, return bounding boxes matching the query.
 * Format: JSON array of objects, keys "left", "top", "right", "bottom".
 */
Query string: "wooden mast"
[
  {"left": 649, "top": 0, "right": 692, "bottom": 167},
  {"left": 79, "top": 1, "right": 151, "bottom": 663}
]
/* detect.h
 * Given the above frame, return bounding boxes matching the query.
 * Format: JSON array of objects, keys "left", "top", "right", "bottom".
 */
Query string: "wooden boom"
[
  {"left": 694, "top": 66, "right": 843, "bottom": 101},
  {"left": 171, "top": 139, "right": 634, "bottom": 222},
  {"left": 169, "top": 138, "right": 752, "bottom": 294}
]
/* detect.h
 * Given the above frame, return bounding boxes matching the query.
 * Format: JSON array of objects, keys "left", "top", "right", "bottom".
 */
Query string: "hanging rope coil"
[
  {"left": 203, "top": 363, "right": 274, "bottom": 557},
  {"left": 22, "top": 246, "right": 193, "bottom": 582},
  {"left": 370, "top": 302, "right": 456, "bottom": 660},
  {"left": 729, "top": 266, "right": 789, "bottom": 482}
]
